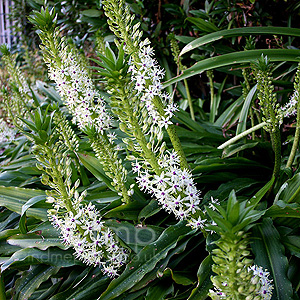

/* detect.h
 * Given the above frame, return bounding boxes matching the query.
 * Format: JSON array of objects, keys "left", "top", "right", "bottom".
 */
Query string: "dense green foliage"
[{"left": 0, "top": 1, "right": 300, "bottom": 299}]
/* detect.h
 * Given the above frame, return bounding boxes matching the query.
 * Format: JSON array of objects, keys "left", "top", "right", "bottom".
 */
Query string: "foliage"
[{"left": 0, "top": 1, "right": 300, "bottom": 300}]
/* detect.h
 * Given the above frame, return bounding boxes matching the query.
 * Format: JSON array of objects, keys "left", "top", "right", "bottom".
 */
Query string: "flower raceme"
[
  {"left": 0, "top": 44, "right": 34, "bottom": 126},
  {"left": 37, "top": 137, "right": 129, "bottom": 277},
  {"left": 48, "top": 53, "right": 111, "bottom": 133},
  {"left": 100, "top": 1, "right": 205, "bottom": 229},
  {"left": 29, "top": 7, "right": 131, "bottom": 203}
]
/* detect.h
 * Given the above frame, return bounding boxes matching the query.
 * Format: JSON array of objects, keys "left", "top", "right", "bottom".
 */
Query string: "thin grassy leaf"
[{"left": 164, "top": 49, "right": 300, "bottom": 87}]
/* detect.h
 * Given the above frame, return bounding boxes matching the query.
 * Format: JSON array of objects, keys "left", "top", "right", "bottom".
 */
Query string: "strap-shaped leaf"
[
  {"left": 188, "top": 255, "right": 213, "bottom": 300},
  {"left": 277, "top": 173, "right": 300, "bottom": 203},
  {"left": 8, "top": 233, "right": 67, "bottom": 250},
  {"left": 236, "top": 84, "right": 257, "bottom": 135},
  {"left": 180, "top": 26, "right": 300, "bottom": 56},
  {"left": 14, "top": 265, "right": 59, "bottom": 300},
  {"left": 78, "top": 153, "right": 115, "bottom": 190},
  {"left": 99, "top": 221, "right": 192, "bottom": 300},
  {"left": 164, "top": 49, "right": 300, "bottom": 87},
  {"left": 0, "top": 186, "right": 47, "bottom": 221},
  {"left": 252, "top": 218, "right": 293, "bottom": 300},
  {"left": 1, "top": 247, "right": 82, "bottom": 271},
  {"left": 49, "top": 269, "right": 110, "bottom": 300}
]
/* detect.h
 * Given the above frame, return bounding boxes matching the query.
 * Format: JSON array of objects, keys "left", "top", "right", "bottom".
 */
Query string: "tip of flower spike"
[
  {"left": 0, "top": 44, "right": 10, "bottom": 56},
  {"left": 28, "top": 6, "right": 57, "bottom": 32}
]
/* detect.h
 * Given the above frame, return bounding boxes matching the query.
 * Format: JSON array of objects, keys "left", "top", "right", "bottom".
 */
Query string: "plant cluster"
[{"left": 0, "top": 1, "right": 299, "bottom": 300}]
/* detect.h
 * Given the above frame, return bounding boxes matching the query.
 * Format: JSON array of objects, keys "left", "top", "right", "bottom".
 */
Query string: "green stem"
[
  {"left": 249, "top": 107, "right": 255, "bottom": 140},
  {"left": 0, "top": 271, "right": 6, "bottom": 300},
  {"left": 100, "top": 133, "right": 131, "bottom": 203},
  {"left": 183, "top": 78, "right": 195, "bottom": 121},
  {"left": 152, "top": 95, "right": 189, "bottom": 170},
  {"left": 218, "top": 122, "right": 267, "bottom": 150},
  {"left": 270, "top": 127, "right": 281, "bottom": 179},
  {"left": 120, "top": 89, "right": 162, "bottom": 174},
  {"left": 207, "top": 70, "right": 215, "bottom": 123},
  {"left": 286, "top": 101, "right": 300, "bottom": 169}
]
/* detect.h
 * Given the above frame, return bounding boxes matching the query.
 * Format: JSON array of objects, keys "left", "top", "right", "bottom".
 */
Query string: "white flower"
[
  {"left": 0, "top": 119, "right": 15, "bottom": 143},
  {"left": 249, "top": 265, "right": 274, "bottom": 299},
  {"left": 208, "top": 197, "right": 220, "bottom": 211},
  {"left": 135, "top": 151, "right": 203, "bottom": 227},
  {"left": 187, "top": 217, "right": 206, "bottom": 229},
  {"left": 48, "top": 50, "right": 111, "bottom": 133}
]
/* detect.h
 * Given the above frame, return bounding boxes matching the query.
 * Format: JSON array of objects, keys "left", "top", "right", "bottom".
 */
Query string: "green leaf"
[
  {"left": 104, "top": 201, "right": 145, "bottom": 220},
  {"left": 186, "top": 17, "right": 218, "bottom": 33},
  {"left": 252, "top": 218, "right": 293, "bottom": 300},
  {"left": 210, "top": 76, "right": 227, "bottom": 123},
  {"left": 180, "top": 26, "right": 300, "bottom": 56},
  {"left": 138, "top": 200, "right": 161, "bottom": 221},
  {"left": 130, "top": 232, "right": 198, "bottom": 294},
  {"left": 281, "top": 235, "right": 300, "bottom": 258},
  {"left": 236, "top": 84, "right": 257, "bottom": 135},
  {"left": 164, "top": 49, "right": 300, "bottom": 87},
  {"left": 0, "top": 186, "right": 48, "bottom": 221},
  {"left": 8, "top": 232, "right": 67, "bottom": 250},
  {"left": 1, "top": 247, "right": 82, "bottom": 271},
  {"left": 248, "top": 176, "right": 275, "bottom": 207},
  {"left": 81, "top": 9, "right": 102, "bottom": 17},
  {"left": 265, "top": 201, "right": 300, "bottom": 218},
  {"left": 145, "top": 283, "right": 174, "bottom": 300},
  {"left": 0, "top": 271, "right": 5, "bottom": 300},
  {"left": 78, "top": 153, "right": 114, "bottom": 191},
  {"left": 221, "top": 142, "right": 259, "bottom": 158},
  {"left": 36, "top": 80, "right": 62, "bottom": 104},
  {"left": 188, "top": 255, "right": 213, "bottom": 300},
  {"left": 105, "top": 220, "right": 164, "bottom": 253},
  {"left": 14, "top": 265, "right": 59, "bottom": 300},
  {"left": 277, "top": 173, "right": 300, "bottom": 203},
  {"left": 49, "top": 269, "right": 110, "bottom": 300},
  {"left": 99, "top": 221, "right": 192, "bottom": 300},
  {"left": 21, "top": 195, "right": 47, "bottom": 216},
  {"left": 18, "top": 214, "right": 28, "bottom": 234}
]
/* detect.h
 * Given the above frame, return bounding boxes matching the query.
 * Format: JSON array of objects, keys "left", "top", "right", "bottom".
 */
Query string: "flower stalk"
[
  {"left": 286, "top": 63, "right": 300, "bottom": 169},
  {"left": 252, "top": 55, "right": 282, "bottom": 179},
  {"left": 170, "top": 34, "right": 195, "bottom": 121}
]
